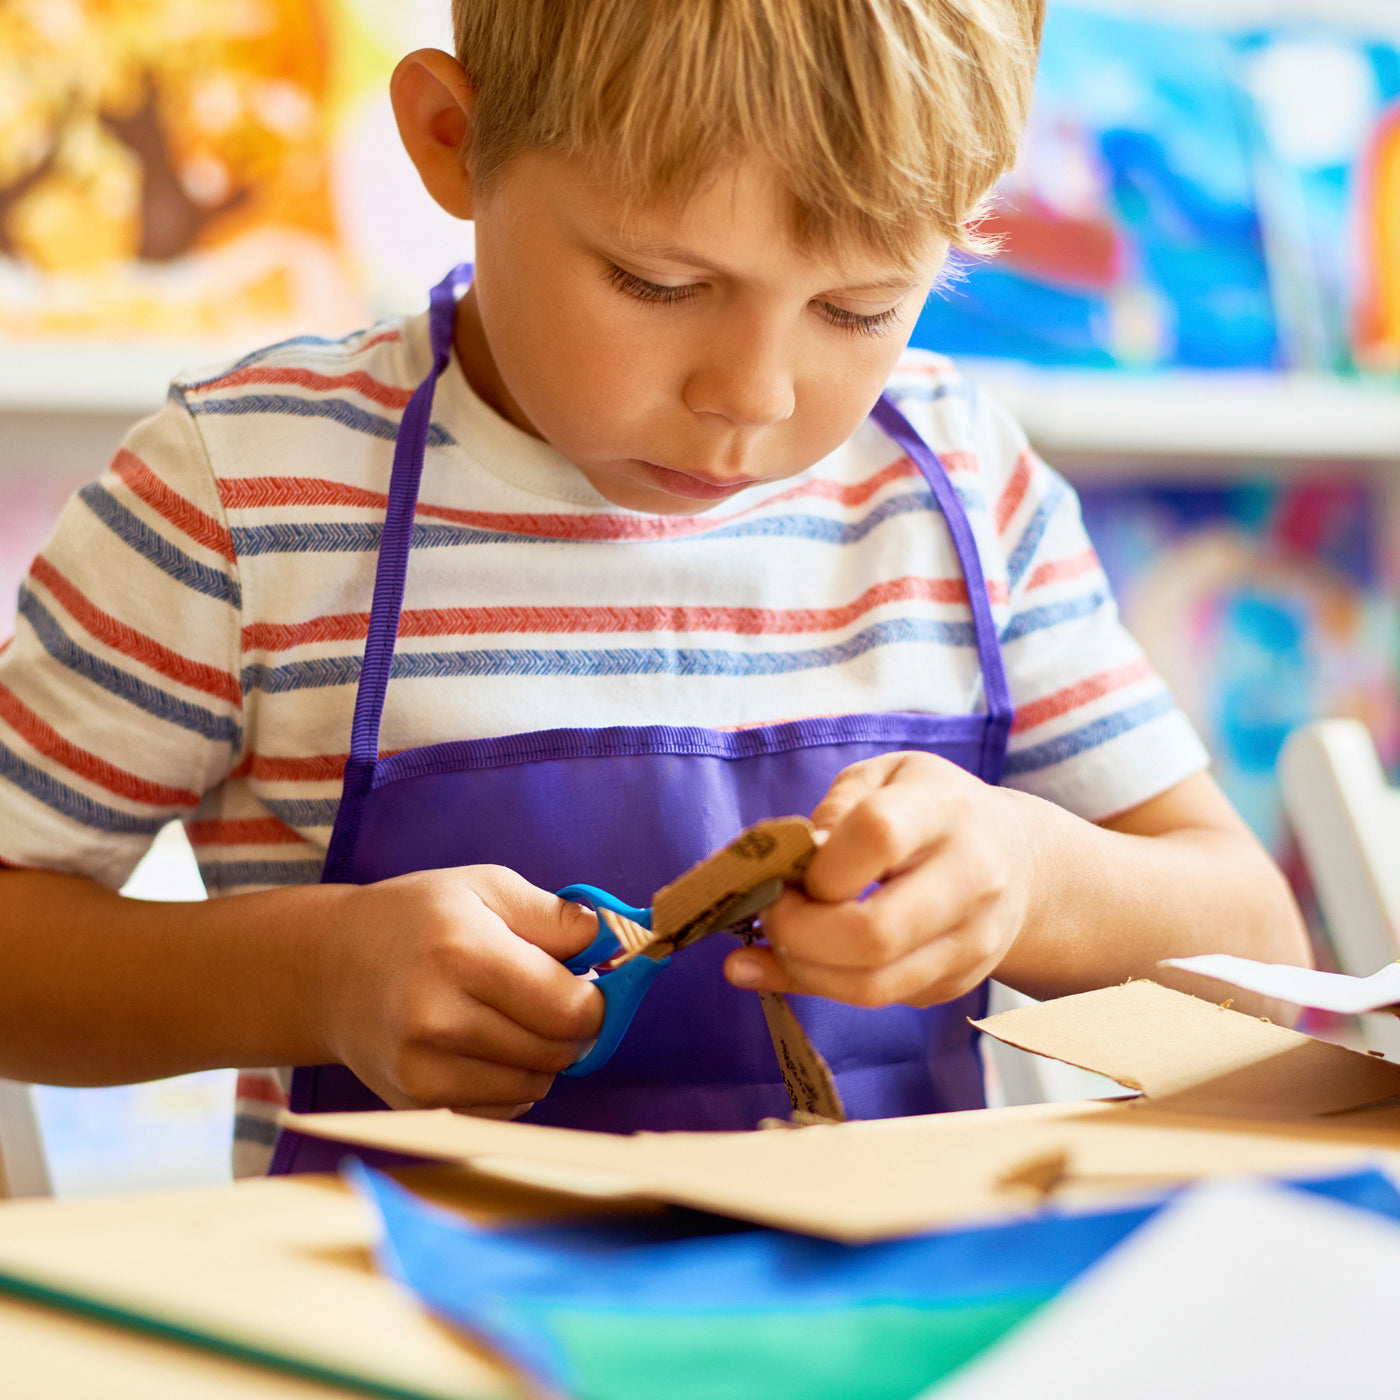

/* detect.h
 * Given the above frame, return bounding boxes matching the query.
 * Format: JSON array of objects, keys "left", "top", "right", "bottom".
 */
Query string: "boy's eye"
[
  {"left": 816, "top": 302, "right": 902, "bottom": 337},
  {"left": 606, "top": 263, "right": 700, "bottom": 305},
  {"left": 605, "top": 261, "right": 900, "bottom": 337}
]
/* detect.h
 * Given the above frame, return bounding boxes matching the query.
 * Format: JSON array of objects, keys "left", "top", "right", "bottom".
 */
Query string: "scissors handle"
[{"left": 554, "top": 885, "right": 668, "bottom": 1076}]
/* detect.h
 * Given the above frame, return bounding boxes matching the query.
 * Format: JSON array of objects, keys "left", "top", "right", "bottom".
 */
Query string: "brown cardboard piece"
[
  {"left": 594, "top": 814, "right": 846, "bottom": 1121},
  {"left": 282, "top": 980, "right": 1400, "bottom": 1241},
  {"left": 969, "top": 978, "right": 1400, "bottom": 1119},
  {"left": 625, "top": 814, "right": 818, "bottom": 960},
  {"left": 757, "top": 991, "right": 845, "bottom": 1121}
]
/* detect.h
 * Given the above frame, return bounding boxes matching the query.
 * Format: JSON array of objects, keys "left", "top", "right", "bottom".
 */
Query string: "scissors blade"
[{"left": 598, "top": 905, "right": 656, "bottom": 960}]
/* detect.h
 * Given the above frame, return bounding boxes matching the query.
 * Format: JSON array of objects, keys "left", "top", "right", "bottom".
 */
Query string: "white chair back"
[{"left": 1279, "top": 718, "right": 1400, "bottom": 1058}]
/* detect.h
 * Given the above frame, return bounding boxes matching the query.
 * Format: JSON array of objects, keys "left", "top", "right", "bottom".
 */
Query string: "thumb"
[
  {"left": 723, "top": 945, "right": 796, "bottom": 995},
  {"left": 470, "top": 866, "right": 601, "bottom": 961}
]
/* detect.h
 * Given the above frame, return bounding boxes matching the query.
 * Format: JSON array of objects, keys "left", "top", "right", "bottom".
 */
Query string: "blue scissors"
[{"left": 554, "top": 877, "right": 785, "bottom": 1075}]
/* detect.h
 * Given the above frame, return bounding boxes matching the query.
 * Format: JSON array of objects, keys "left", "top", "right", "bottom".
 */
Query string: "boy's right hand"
[{"left": 314, "top": 866, "right": 604, "bottom": 1119}]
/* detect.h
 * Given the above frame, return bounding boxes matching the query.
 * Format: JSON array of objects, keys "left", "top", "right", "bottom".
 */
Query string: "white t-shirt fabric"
[{"left": 0, "top": 306, "right": 1209, "bottom": 1173}]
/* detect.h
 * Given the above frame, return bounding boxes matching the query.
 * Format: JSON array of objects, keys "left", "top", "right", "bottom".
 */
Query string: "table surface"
[{"left": 0, "top": 1165, "right": 657, "bottom": 1400}]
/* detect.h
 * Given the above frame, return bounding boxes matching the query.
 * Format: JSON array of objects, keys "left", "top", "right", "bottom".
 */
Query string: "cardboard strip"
[
  {"left": 972, "top": 979, "right": 1400, "bottom": 1119},
  {"left": 641, "top": 816, "right": 817, "bottom": 958},
  {"left": 758, "top": 992, "right": 846, "bottom": 1122}
]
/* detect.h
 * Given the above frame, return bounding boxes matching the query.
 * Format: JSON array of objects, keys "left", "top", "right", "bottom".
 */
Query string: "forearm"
[
  {"left": 0, "top": 871, "right": 344, "bottom": 1085},
  {"left": 994, "top": 788, "right": 1311, "bottom": 1021}
]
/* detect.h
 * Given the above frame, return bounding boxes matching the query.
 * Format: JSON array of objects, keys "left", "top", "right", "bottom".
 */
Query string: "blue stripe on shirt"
[
  {"left": 179, "top": 331, "right": 374, "bottom": 386},
  {"left": 241, "top": 616, "right": 982, "bottom": 695},
  {"left": 258, "top": 796, "right": 341, "bottom": 828},
  {"left": 1005, "top": 477, "right": 1068, "bottom": 589},
  {"left": 78, "top": 484, "right": 241, "bottom": 608},
  {"left": 229, "top": 490, "right": 975, "bottom": 556},
  {"left": 999, "top": 588, "right": 1110, "bottom": 645},
  {"left": 0, "top": 743, "right": 173, "bottom": 835},
  {"left": 198, "top": 858, "right": 326, "bottom": 889},
  {"left": 1003, "top": 693, "right": 1177, "bottom": 776},
  {"left": 18, "top": 590, "right": 241, "bottom": 745},
  {"left": 185, "top": 393, "right": 453, "bottom": 449}
]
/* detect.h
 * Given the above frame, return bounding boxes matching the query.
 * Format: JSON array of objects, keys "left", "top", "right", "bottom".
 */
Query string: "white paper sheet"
[
  {"left": 926, "top": 1170, "right": 1400, "bottom": 1400},
  {"left": 1161, "top": 953, "right": 1400, "bottom": 1015}
]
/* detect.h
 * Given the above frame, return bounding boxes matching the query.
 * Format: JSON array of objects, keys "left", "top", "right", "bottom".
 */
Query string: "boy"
[{"left": 0, "top": 0, "right": 1308, "bottom": 1175}]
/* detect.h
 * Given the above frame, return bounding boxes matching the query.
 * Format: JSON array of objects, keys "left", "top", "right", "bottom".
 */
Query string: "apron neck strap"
[
  {"left": 870, "top": 394, "right": 1014, "bottom": 777},
  {"left": 346, "top": 264, "right": 468, "bottom": 769},
  {"left": 333, "top": 283, "right": 1012, "bottom": 856}
]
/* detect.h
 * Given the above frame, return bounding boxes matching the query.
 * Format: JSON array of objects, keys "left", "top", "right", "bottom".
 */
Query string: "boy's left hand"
[{"left": 723, "top": 752, "right": 1038, "bottom": 1007}]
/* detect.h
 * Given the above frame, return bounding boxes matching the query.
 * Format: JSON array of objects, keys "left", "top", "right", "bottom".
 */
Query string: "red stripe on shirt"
[
  {"left": 241, "top": 573, "right": 1009, "bottom": 652},
  {"left": 234, "top": 1071, "right": 289, "bottom": 1107},
  {"left": 30, "top": 557, "right": 242, "bottom": 708},
  {"left": 940, "top": 450, "right": 978, "bottom": 474},
  {"left": 111, "top": 449, "right": 237, "bottom": 562},
  {"left": 1024, "top": 548, "right": 1100, "bottom": 592},
  {"left": 218, "top": 457, "right": 921, "bottom": 542},
  {"left": 183, "top": 365, "right": 414, "bottom": 409},
  {"left": 1011, "top": 657, "right": 1154, "bottom": 735},
  {"left": 185, "top": 817, "right": 305, "bottom": 846},
  {"left": 231, "top": 751, "right": 349, "bottom": 782},
  {"left": 356, "top": 328, "right": 403, "bottom": 352},
  {"left": 994, "top": 449, "right": 1035, "bottom": 536},
  {"left": 0, "top": 681, "right": 200, "bottom": 807}
]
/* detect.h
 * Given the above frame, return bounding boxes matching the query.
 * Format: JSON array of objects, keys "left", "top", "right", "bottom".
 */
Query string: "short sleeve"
[
  {"left": 0, "top": 396, "right": 244, "bottom": 888},
  {"left": 977, "top": 392, "right": 1210, "bottom": 821}
]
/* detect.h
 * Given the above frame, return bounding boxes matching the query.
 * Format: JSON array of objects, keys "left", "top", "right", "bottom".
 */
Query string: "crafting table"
[{"left": 0, "top": 1166, "right": 651, "bottom": 1400}]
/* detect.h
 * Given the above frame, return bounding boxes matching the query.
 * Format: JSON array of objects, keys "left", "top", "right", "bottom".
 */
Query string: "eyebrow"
[{"left": 617, "top": 237, "right": 925, "bottom": 294}]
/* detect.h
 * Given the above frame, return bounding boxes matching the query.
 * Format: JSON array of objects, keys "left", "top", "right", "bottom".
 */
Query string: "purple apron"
[{"left": 269, "top": 268, "right": 1014, "bottom": 1175}]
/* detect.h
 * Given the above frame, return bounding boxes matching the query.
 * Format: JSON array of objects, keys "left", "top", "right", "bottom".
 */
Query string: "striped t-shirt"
[{"left": 0, "top": 307, "right": 1207, "bottom": 1173}]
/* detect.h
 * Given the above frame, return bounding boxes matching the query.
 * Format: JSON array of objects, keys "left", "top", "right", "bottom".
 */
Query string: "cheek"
[
  {"left": 798, "top": 341, "right": 902, "bottom": 450},
  {"left": 501, "top": 286, "right": 668, "bottom": 443}
]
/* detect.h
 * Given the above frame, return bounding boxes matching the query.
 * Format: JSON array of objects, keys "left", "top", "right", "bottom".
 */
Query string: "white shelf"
[
  {"left": 0, "top": 340, "right": 268, "bottom": 416},
  {"left": 963, "top": 363, "right": 1400, "bottom": 463},
  {"left": 3, "top": 343, "right": 1399, "bottom": 464}
]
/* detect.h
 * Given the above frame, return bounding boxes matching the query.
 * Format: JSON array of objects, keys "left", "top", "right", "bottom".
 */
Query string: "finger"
[
  {"left": 766, "top": 855, "right": 992, "bottom": 968},
  {"left": 465, "top": 1102, "right": 539, "bottom": 1121},
  {"left": 416, "top": 998, "right": 593, "bottom": 1074},
  {"left": 381, "top": 1050, "right": 559, "bottom": 1112},
  {"left": 807, "top": 753, "right": 905, "bottom": 833},
  {"left": 728, "top": 914, "right": 996, "bottom": 1007},
  {"left": 437, "top": 915, "right": 606, "bottom": 1042},
  {"left": 804, "top": 754, "right": 964, "bottom": 902}
]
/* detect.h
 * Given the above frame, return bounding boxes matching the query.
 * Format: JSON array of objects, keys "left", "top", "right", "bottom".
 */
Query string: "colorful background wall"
[{"left": 1, "top": 0, "right": 1399, "bottom": 1187}]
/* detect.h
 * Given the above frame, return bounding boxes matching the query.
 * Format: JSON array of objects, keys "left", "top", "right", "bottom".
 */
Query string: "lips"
[{"left": 640, "top": 461, "right": 761, "bottom": 501}]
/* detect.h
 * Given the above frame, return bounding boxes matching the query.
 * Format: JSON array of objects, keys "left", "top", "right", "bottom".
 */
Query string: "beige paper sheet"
[{"left": 0, "top": 1170, "right": 607, "bottom": 1400}]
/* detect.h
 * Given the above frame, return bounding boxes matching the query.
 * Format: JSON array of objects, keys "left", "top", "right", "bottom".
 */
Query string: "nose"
[{"left": 682, "top": 319, "right": 796, "bottom": 429}]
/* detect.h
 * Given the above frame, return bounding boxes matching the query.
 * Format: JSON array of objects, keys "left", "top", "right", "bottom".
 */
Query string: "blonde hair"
[{"left": 451, "top": 0, "right": 1044, "bottom": 259}]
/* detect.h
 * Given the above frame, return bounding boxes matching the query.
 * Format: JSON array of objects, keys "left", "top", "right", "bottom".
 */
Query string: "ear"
[{"left": 390, "top": 49, "right": 477, "bottom": 220}]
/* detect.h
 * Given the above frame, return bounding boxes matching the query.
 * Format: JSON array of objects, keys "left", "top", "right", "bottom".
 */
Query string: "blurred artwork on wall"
[
  {"left": 912, "top": 2, "right": 1400, "bottom": 376},
  {"left": 1078, "top": 477, "right": 1400, "bottom": 857},
  {"left": 0, "top": 0, "right": 462, "bottom": 346},
  {"left": 1236, "top": 29, "right": 1400, "bottom": 373}
]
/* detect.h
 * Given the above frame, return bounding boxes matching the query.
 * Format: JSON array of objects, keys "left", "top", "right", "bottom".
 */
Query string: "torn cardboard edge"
[
  {"left": 281, "top": 981, "right": 1400, "bottom": 1241},
  {"left": 969, "top": 978, "right": 1400, "bottom": 1120}
]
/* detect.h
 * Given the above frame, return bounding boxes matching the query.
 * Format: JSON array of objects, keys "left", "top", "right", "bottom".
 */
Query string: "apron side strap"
[{"left": 869, "top": 393, "right": 1015, "bottom": 768}]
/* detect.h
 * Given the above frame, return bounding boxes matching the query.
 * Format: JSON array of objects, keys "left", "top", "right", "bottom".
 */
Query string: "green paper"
[{"left": 547, "top": 1294, "right": 1053, "bottom": 1400}]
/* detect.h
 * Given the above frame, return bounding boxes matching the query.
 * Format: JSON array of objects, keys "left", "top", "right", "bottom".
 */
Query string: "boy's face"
[{"left": 456, "top": 152, "right": 947, "bottom": 515}]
